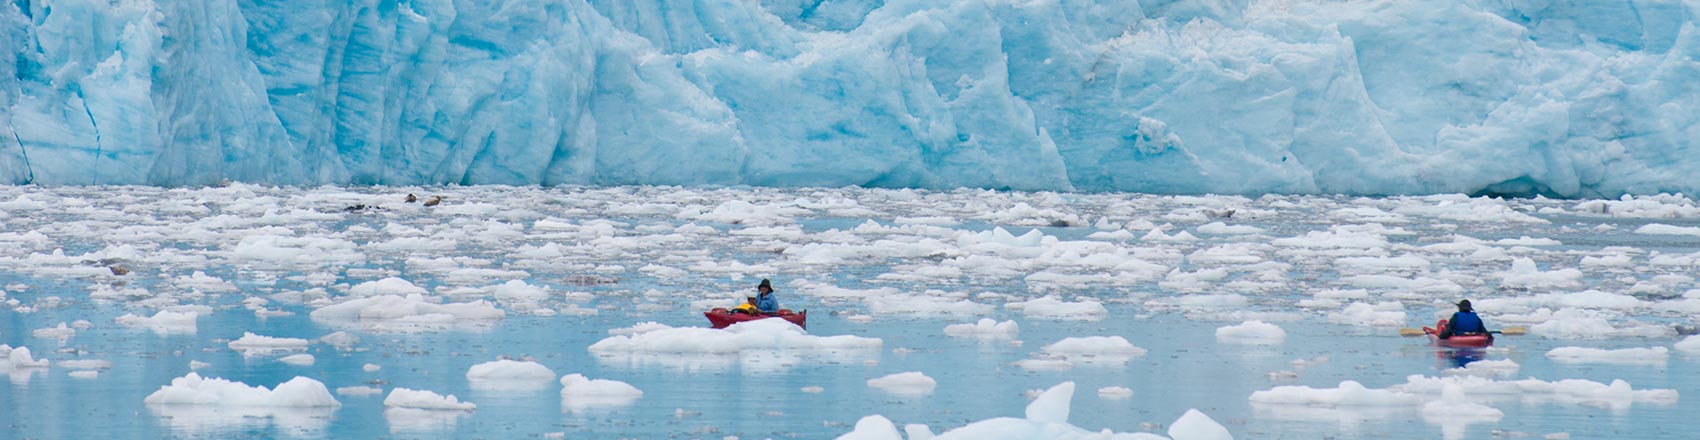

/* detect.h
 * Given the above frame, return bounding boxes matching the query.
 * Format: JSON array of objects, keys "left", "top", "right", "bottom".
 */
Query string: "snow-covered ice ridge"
[{"left": 3, "top": 1, "right": 1699, "bottom": 197}]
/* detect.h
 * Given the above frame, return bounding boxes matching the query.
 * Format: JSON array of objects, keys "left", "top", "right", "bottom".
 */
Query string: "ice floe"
[
  {"left": 1215, "top": 321, "right": 1286, "bottom": 345},
  {"left": 559, "top": 374, "right": 643, "bottom": 411},
  {"left": 866, "top": 372, "right": 937, "bottom": 396},
  {"left": 588, "top": 319, "right": 881, "bottom": 371},
  {"left": 309, "top": 294, "right": 504, "bottom": 332},
  {"left": 1545, "top": 347, "right": 1669, "bottom": 366},
  {"left": 227, "top": 332, "right": 309, "bottom": 356},
  {"left": 143, "top": 373, "right": 341, "bottom": 436},
  {"left": 467, "top": 360, "right": 558, "bottom": 391},
  {"left": 837, "top": 382, "right": 1228, "bottom": 439},
  {"left": 943, "top": 319, "right": 1019, "bottom": 339}
]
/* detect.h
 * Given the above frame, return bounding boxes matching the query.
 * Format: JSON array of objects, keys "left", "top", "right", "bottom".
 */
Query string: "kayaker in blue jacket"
[
  {"left": 1440, "top": 299, "right": 1489, "bottom": 339},
  {"left": 755, "top": 278, "right": 780, "bottom": 313}
]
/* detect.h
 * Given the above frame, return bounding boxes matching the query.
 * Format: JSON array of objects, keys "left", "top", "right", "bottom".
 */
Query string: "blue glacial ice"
[{"left": 1, "top": 0, "right": 1698, "bottom": 196}]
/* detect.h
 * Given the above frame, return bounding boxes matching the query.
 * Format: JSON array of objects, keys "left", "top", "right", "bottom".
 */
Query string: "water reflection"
[{"left": 148, "top": 404, "right": 336, "bottom": 438}]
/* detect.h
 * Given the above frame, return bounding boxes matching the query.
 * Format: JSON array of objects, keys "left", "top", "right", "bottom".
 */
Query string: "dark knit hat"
[
  {"left": 1456, "top": 299, "right": 1472, "bottom": 311},
  {"left": 757, "top": 278, "right": 772, "bottom": 290}
]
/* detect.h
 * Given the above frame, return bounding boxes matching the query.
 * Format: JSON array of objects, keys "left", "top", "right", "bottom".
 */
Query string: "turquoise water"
[{"left": 1, "top": 186, "right": 1697, "bottom": 439}]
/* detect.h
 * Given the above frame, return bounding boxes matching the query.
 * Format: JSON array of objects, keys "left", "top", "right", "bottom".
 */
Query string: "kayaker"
[
  {"left": 755, "top": 278, "right": 780, "bottom": 313},
  {"left": 731, "top": 295, "right": 760, "bottom": 315},
  {"left": 1439, "top": 299, "right": 1489, "bottom": 339}
]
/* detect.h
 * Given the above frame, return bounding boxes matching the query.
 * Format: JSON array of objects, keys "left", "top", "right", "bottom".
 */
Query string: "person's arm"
[{"left": 758, "top": 294, "right": 779, "bottom": 313}]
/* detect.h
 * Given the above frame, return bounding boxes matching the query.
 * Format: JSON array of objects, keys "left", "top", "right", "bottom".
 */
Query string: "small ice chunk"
[
  {"left": 319, "top": 331, "right": 360, "bottom": 349},
  {"left": 1025, "top": 382, "right": 1074, "bottom": 423},
  {"left": 384, "top": 388, "right": 475, "bottom": 411},
  {"left": 943, "top": 319, "right": 1019, "bottom": 339},
  {"left": 1041, "top": 336, "right": 1148, "bottom": 360},
  {"left": 801, "top": 386, "right": 824, "bottom": 393},
  {"left": 1545, "top": 347, "right": 1669, "bottom": 366},
  {"left": 467, "top": 360, "right": 557, "bottom": 390},
  {"left": 364, "top": 363, "right": 382, "bottom": 372},
  {"left": 1169, "top": 409, "right": 1234, "bottom": 440},
  {"left": 278, "top": 354, "right": 316, "bottom": 366},
  {"left": 1098, "top": 386, "right": 1133, "bottom": 399},
  {"left": 32, "top": 322, "right": 75, "bottom": 340},
  {"left": 1249, "top": 380, "right": 1420, "bottom": 406},
  {"left": 228, "top": 332, "right": 310, "bottom": 355},
  {"left": 348, "top": 277, "right": 427, "bottom": 297},
  {"left": 1005, "top": 296, "right": 1108, "bottom": 320},
  {"left": 189, "top": 360, "right": 211, "bottom": 370},
  {"left": 1677, "top": 335, "right": 1700, "bottom": 354},
  {"left": 866, "top": 372, "right": 936, "bottom": 395},
  {"left": 115, "top": 310, "right": 200, "bottom": 335},
  {"left": 836, "top": 415, "right": 902, "bottom": 440},
  {"left": 560, "top": 374, "right": 643, "bottom": 410},
  {"left": 1444, "top": 359, "right": 1519, "bottom": 377},
  {"left": 7, "top": 346, "right": 48, "bottom": 368},
  {"left": 1215, "top": 321, "right": 1286, "bottom": 345}
]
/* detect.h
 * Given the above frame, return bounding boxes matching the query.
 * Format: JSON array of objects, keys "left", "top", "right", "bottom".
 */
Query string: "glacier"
[{"left": 0, "top": 0, "right": 1697, "bottom": 197}]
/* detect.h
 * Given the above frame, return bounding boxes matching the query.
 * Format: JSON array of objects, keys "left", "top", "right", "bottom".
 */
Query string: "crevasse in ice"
[{"left": 1, "top": 0, "right": 1697, "bottom": 197}]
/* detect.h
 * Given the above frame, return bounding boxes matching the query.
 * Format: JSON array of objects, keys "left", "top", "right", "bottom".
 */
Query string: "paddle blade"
[
  {"left": 1499, "top": 326, "right": 1527, "bottom": 336},
  {"left": 1399, "top": 328, "right": 1425, "bottom": 337}
]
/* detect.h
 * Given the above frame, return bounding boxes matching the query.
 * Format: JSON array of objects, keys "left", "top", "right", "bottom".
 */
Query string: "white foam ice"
[
  {"left": 1545, "top": 347, "right": 1669, "bottom": 366},
  {"left": 866, "top": 372, "right": 937, "bottom": 396},
  {"left": 559, "top": 374, "right": 643, "bottom": 412},
  {"left": 836, "top": 382, "right": 1226, "bottom": 439},
  {"left": 943, "top": 319, "right": 1019, "bottom": 339},
  {"left": 466, "top": 360, "right": 557, "bottom": 391},
  {"left": 1215, "top": 321, "right": 1286, "bottom": 345}
]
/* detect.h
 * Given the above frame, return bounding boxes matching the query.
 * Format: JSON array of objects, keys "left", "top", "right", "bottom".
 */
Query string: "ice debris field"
[
  {"left": 1, "top": 185, "right": 1698, "bottom": 438},
  {"left": 4, "top": 0, "right": 1700, "bottom": 198}
]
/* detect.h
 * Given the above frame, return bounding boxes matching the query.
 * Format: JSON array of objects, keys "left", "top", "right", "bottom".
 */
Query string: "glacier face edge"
[{"left": 1, "top": 0, "right": 1696, "bottom": 197}]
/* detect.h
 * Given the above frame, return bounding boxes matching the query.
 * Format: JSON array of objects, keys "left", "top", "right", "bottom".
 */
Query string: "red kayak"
[
  {"left": 704, "top": 308, "right": 806, "bottom": 329},
  {"left": 1424, "top": 320, "right": 1493, "bottom": 348}
]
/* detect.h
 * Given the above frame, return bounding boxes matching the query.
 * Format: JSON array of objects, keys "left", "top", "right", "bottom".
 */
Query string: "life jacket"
[
  {"left": 732, "top": 303, "right": 758, "bottom": 314},
  {"left": 1448, "top": 311, "right": 1488, "bottom": 335}
]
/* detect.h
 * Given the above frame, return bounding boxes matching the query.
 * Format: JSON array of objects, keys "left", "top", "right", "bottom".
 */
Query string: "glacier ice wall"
[{"left": 1, "top": 0, "right": 1697, "bottom": 196}]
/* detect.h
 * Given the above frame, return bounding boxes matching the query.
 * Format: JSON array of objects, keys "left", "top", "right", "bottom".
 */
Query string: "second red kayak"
[{"left": 704, "top": 308, "right": 806, "bottom": 329}]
